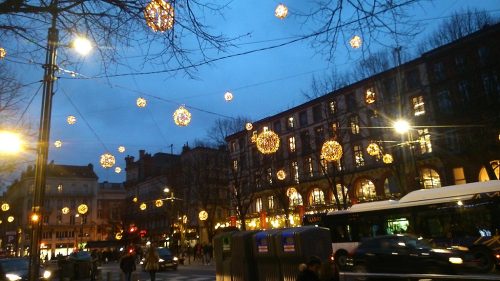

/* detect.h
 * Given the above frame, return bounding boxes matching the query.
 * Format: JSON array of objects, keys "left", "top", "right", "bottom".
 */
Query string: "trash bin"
[
  {"left": 253, "top": 229, "right": 283, "bottom": 281},
  {"left": 275, "top": 226, "right": 332, "bottom": 281},
  {"left": 231, "top": 231, "right": 259, "bottom": 281},
  {"left": 214, "top": 230, "right": 239, "bottom": 281}
]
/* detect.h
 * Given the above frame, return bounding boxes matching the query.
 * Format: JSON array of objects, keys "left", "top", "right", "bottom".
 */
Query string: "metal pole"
[{"left": 28, "top": 5, "right": 58, "bottom": 281}]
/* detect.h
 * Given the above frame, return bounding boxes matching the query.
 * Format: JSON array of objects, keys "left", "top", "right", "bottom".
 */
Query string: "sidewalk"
[{"left": 179, "top": 257, "right": 215, "bottom": 268}]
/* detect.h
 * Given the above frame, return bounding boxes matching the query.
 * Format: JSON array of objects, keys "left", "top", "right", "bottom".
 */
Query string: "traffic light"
[{"left": 129, "top": 226, "right": 137, "bottom": 233}]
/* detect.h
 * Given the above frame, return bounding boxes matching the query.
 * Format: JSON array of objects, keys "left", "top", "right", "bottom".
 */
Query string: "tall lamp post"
[{"left": 393, "top": 119, "right": 421, "bottom": 190}]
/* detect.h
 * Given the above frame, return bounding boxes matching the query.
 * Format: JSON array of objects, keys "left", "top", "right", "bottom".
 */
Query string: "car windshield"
[
  {"left": 157, "top": 248, "right": 172, "bottom": 257},
  {"left": 0, "top": 258, "right": 29, "bottom": 272}
]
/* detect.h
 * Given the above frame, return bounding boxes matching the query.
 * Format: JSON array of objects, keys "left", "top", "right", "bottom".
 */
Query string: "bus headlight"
[
  {"left": 6, "top": 274, "right": 22, "bottom": 281},
  {"left": 449, "top": 257, "right": 463, "bottom": 264},
  {"left": 43, "top": 270, "right": 52, "bottom": 279}
]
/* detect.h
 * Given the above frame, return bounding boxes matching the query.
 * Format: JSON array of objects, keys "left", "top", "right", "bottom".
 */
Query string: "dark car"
[
  {"left": 0, "top": 257, "right": 52, "bottom": 281},
  {"left": 141, "top": 248, "right": 178, "bottom": 271},
  {"left": 347, "top": 235, "right": 471, "bottom": 276}
]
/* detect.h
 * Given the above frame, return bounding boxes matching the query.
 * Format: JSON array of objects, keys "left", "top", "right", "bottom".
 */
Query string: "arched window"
[
  {"left": 478, "top": 160, "right": 500, "bottom": 181},
  {"left": 384, "top": 176, "right": 399, "bottom": 197},
  {"left": 420, "top": 168, "right": 441, "bottom": 189},
  {"left": 309, "top": 188, "right": 325, "bottom": 205},
  {"left": 356, "top": 179, "right": 376, "bottom": 201},
  {"left": 287, "top": 187, "right": 303, "bottom": 207},
  {"left": 330, "top": 184, "right": 349, "bottom": 205}
]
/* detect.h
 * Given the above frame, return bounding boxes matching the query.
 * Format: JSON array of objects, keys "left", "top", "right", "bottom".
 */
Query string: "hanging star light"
[
  {"left": 155, "top": 199, "right": 164, "bottom": 207},
  {"left": 349, "top": 35, "right": 362, "bottom": 49},
  {"left": 62, "top": 207, "right": 70, "bottom": 214},
  {"left": 54, "top": 140, "right": 62, "bottom": 148},
  {"left": 275, "top": 3, "right": 289, "bottom": 19},
  {"left": 246, "top": 123, "right": 253, "bottom": 131},
  {"left": 256, "top": 127, "right": 280, "bottom": 154},
  {"left": 173, "top": 105, "right": 191, "bottom": 126},
  {"left": 140, "top": 203, "right": 147, "bottom": 211},
  {"left": 321, "top": 140, "right": 343, "bottom": 162},
  {"left": 0, "top": 48, "right": 6, "bottom": 59},
  {"left": 77, "top": 204, "right": 88, "bottom": 215},
  {"left": 115, "top": 167, "right": 122, "bottom": 174},
  {"left": 277, "top": 170, "right": 286, "bottom": 181},
  {"left": 136, "top": 97, "right": 147, "bottom": 108},
  {"left": 7, "top": 216, "right": 14, "bottom": 223},
  {"left": 67, "top": 115, "right": 77, "bottom": 125},
  {"left": 144, "top": 0, "right": 175, "bottom": 32},
  {"left": 383, "top": 153, "right": 394, "bottom": 164},
  {"left": 1, "top": 203, "right": 9, "bottom": 212},
  {"left": 366, "top": 142, "right": 380, "bottom": 156},
  {"left": 118, "top": 146, "right": 126, "bottom": 153},
  {"left": 100, "top": 153, "right": 116, "bottom": 168},
  {"left": 224, "top": 91, "right": 233, "bottom": 102},
  {"left": 199, "top": 210, "right": 208, "bottom": 221}
]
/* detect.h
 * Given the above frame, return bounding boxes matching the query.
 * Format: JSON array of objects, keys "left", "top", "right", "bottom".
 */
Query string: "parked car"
[
  {"left": 347, "top": 234, "right": 474, "bottom": 277},
  {"left": 0, "top": 257, "right": 52, "bottom": 281},
  {"left": 140, "top": 248, "right": 178, "bottom": 271}
]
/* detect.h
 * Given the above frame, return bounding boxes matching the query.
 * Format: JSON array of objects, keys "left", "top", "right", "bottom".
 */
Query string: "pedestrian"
[
  {"left": 296, "top": 256, "right": 322, "bottom": 281},
  {"left": 119, "top": 251, "right": 136, "bottom": 281},
  {"left": 144, "top": 246, "right": 160, "bottom": 281}
]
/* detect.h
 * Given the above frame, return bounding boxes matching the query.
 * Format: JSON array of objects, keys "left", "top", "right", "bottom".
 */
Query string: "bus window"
[
  {"left": 333, "top": 225, "right": 352, "bottom": 242},
  {"left": 386, "top": 218, "right": 410, "bottom": 234}
]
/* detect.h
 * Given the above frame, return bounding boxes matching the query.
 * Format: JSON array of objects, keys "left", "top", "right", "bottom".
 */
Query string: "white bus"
[{"left": 303, "top": 180, "right": 500, "bottom": 272}]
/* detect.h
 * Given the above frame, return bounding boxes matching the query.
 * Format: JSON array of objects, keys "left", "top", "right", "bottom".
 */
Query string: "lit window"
[
  {"left": 287, "top": 117, "right": 294, "bottom": 129},
  {"left": 291, "top": 161, "right": 299, "bottom": 183},
  {"left": 231, "top": 141, "right": 236, "bottom": 152},
  {"left": 287, "top": 188, "right": 303, "bottom": 207},
  {"left": 268, "top": 196, "right": 274, "bottom": 210},
  {"left": 365, "top": 87, "right": 376, "bottom": 104},
  {"left": 350, "top": 115, "right": 360, "bottom": 135},
  {"left": 57, "top": 184, "right": 63, "bottom": 192},
  {"left": 309, "top": 188, "right": 325, "bottom": 205},
  {"left": 255, "top": 198, "right": 262, "bottom": 213},
  {"left": 233, "top": 159, "right": 238, "bottom": 170},
  {"left": 420, "top": 168, "right": 441, "bottom": 189},
  {"left": 329, "top": 100, "right": 336, "bottom": 115},
  {"left": 478, "top": 160, "right": 500, "bottom": 182},
  {"left": 306, "top": 157, "right": 313, "bottom": 177},
  {"left": 357, "top": 179, "right": 376, "bottom": 201},
  {"left": 288, "top": 136, "right": 296, "bottom": 152},
  {"left": 412, "top": 96, "right": 425, "bottom": 116},
  {"left": 332, "top": 184, "right": 349, "bottom": 204},
  {"left": 267, "top": 168, "right": 273, "bottom": 184},
  {"left": 353, "top": 145, "right": 365, "bottom": 167},
  {"left": 330, "top": 122, "right": 339, "bottom": 138},
  {"left": 417, "top": 128, "right": 432, "bottom": 154},
  {"left": 453, "top": 167, "right": 466, "bottom": 185}
]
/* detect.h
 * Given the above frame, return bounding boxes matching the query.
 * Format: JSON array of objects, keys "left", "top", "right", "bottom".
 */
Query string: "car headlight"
[
  {"left": 43, "top": 270, "right": 52, "bottom": 279},
  {"left": 449, "top": 257, "right": 463, "bottom": 264},
  {"left": 173, "top": 257, "right": 178, "bottom": 261},
  {"left": 158, "top": 258, "right": 164, "bottom": 262},
  {"left": 6, "top": 274, "right": 22, "bottom": 281}
]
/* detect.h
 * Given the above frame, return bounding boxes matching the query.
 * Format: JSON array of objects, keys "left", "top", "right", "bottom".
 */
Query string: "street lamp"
[
  {"left": 0, "top": 131, "right": 23, "bottom": 154},
  {"left": 393, "top": 119, "right": 421, "bottom": 190}
]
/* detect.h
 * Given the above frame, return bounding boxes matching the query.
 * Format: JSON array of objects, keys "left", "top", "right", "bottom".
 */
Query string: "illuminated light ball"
[
  {"left": 67, "top": 115, "right": 77, "bottom": 125},
  {"left": 173, "top": 105, "right": 192, "bottom": 126},
  {"left": 276, "top": 170, "right": 286, "bottom": 181},
  {"left": 77, "top": 204, "right": 88, "bottom": 215},
  {"left": 256, "top": 127, "right": 280, "bottom": 154},
  {"left": 275, "top": 3, "right": 289, "bottom": 19},
  {"left": 118, "top": 146, "right": 126, "bottom": 153},
  {"left": 54, "top": 140, "right": 62, "bottom": 148},
  {"left": 1, "top": 203, "right": 9, "bottom": 211},
  {"left": 140, "top": 203, "right": 147, "bottom": 211},
  {"left": 383, "top": 154, "right": 394, "bottom": 164},
  {"left": 132, "top": 197, "right": 138, "bottom": 203},
  {"left": 0, "top": 48, "right": 6, "bottom": 59},
  {"left": 349, "top": 35, "right": 362, "bottom": 49},
  {"left": 100, "top": 153, "right": 116, "bottom": 168},
  {"left": 72, "top": 37, "right": 92, "bottom": 55},
  {"left": 224, "top": 91, "right": 233, "bottom": 102},
  {"left": 245, "top": 123, "right": 253, "bottom": 131},
  {"left": 155, "top": 199, "right": 164, "bottom": 207},
  {"left": 136, "top": 97, "right": 147, "bottom": 108},
  {"left": 115, "top": 167, "right": 122, "bottom": 174},
  {"left": 144, "top": 0, "right": 175, "bottom": 32},
  {"left": 321, "top": 140, "right": 343, "bottom": 162},
  {"left": 115, "top": 232, "right": 123, "bottom": 240},
  {"left": 199, "top": 210, "right": 208, "bottom": 221},
  {"left": 7, "top": 216, "right": 14, "bottom": 223},
  {"left": 366, "top": 143, "right": 380, "bottom": 156},
  {"left": 62, "top": 207, "right": 70, "bottom": 214}
]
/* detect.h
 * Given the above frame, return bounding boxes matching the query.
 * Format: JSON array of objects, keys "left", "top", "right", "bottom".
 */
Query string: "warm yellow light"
[
  {"left": 31, "top": 213, "right": 40, "bottom": 223},
  {"left": 118, "top": 146, "right": 126, "bottom": 153},
  {"left": 163, "top": 187, "right": 170, "bottom": 193},
  {"left": 0, "top": 48, "right": 6, "bottom": 59},
  {"left": 54, "top": 140, "right": 62, "bottom": 148},
  {"left": 115, "top": 232, "right": 123, "bottom": 240},
  {"left": 77, "top": 204, "right": 88, "bottom": 215},
  {"left": 100, "top": 153, "right": 116, "bottom": 168},
  {"left": 136, "top": 97, "right": 147, "bottom": 108},
  {"left": 67, "top": 115, "right": 77, "bottom": 125},
  {"left": 394, "top": 120, "right": 410, "bottom": 134},
  {"left": 199, "top": 210, "right": 208, "bottom": 221},
  {"left": 366, "top": 142, "right": 380, "bottom": 156},
  {"left": 0, "top": 131, "right": 23, "bottom": 154},
  {"left": 275, "top": 3, "right": 289, "bottom": 19},
  {"left": 7, "top": 216, "right": 14, "bottom": 223},
  {"left": 321, "top": 140, "right": 343, "bottom": 162},
  {"left": 224, "top": 91, "right": 233, "bottom": 101},
  {"left": 72, "top": 36, "right": 92, "bottom": 55},
  {"left": 140, "top": 203, "right": 147, "bottom": 211},
  {"left": 132, "top": 197, "right": 138, "bottom": 203},
  {"left": 1, "top": 203, "right": 9, "bottom": 211},
  {"left": 245, "top": 123, "right": 253, "bottom": 131},
  {"left": 144, "top": 0, "right": 175, "bottom": 32},
  {"left": 277, "top": 170, "right": 286, "bottom": 181},
  {"left": 173, "top": 105, "right": 192, "bottom": 126},
  {"left": 251, "top": 131, "right": 258, "bottom": 143},
  {"left": 62, "top": 207, "right": 70, "bottom": 214},
  {"left": 349, "top": 35, "right": 362, "bottom": 49},
  {"left": 114, "top": 167, "right": 122, "bottom": 173},
  {"left": 155, "top": 199, "right": 164, "bottom": 207},
  {"left": 256, "top": 127, "right": 280, "bottom": 154},
  {"left": 382, "top": 153, "right": 394, "bottom": 164}
]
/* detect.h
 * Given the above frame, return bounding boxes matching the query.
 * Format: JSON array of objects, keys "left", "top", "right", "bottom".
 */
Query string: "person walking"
[
  {"left": 144, "top": 246, "right": 160, "bottom": 281},
  {"left": 296, "top": 256, "right": 322, "bottom": 281},
  {"left": 120, "top": 251, "right": 136, "bottom": 281}
]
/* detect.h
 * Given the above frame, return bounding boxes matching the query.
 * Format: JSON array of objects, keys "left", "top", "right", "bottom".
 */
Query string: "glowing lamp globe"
[
  {"left": 115, "top": 232, "right": 123, "bottom": 240},
  {"left": 136, "top": 97, "right": 147, "bottom": 108},
  {"left": 277, "top": 170, "right": 286, "bottom": 181},
  {"left": 54, "top": 140, "right": 62, "bottom": 148},
  {"left": 67, "top": 115, "right": 77, "bottom": 125},
  {"left": 199, "top": 210, "right": 208, "bottom": 221},
  {"left": 155, "top": 199, "right": 164, "bottom": 207},
  {"left": 383, "top": 154, "right": 394, "bottom": 164},
  {"left": 144, "top": 0, "right": 175, "bottom": 32},
  {"left": 0, "top": 131, "right": 22, "bottom": 154},
  {"left": 275, "top": 4, "right": 288, "bottom": 19},
  {"left": 321, "top": 140, "right": 343, "bottom": 162},
  {"left": 140, "top": 203, "right": 147, "bottom": 211},
  {"left": 7, "top": 216, "right": 14, "bottom": 223},
  {"left": 256, "top": 127, "right": 280, "bottom": 154},
  {"left": 115, "top": 167, "right": 122, "bottom": 174},
  {"left": 224, "top": 91, "right": 233, "bottom": 102},
  {"left": 173, "top": 105, "right": 191, "bottom": 126},
  {"left": 349, "top": 35, "right": 362, "bottom": 49},
  {"left": 245, "top": 123, "right": 253, "bottom": 131},
  {"left": 62, "top": 207, "right": 69, "bottom": 214},
  {"left": 72, "top": 37, "right": 92, "bottom": 55},
  {"left": 132, "top": 197, "right": 138, "bottom": 203},
  {"left": 118, "top": 146, "right": 126, "bottom": 153},
  {"left": 0, "top": 48, "right": 6, "bottom": 59},
  {"left": 77, "top": 204, "right": 88, "bottom": 215},
  {"left": 366, "top": 143, "right": 380, "bottom": 156},
  {"left": 1, "top": 203, "right": 9, "bottom": 211},
  {"left": 100, "top": 153, "right": 116, "bottom": 168}
]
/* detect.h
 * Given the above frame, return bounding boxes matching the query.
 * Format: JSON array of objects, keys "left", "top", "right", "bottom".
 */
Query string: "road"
[{"left": 98, "top": 260, "right": 215, "bottom": 281}]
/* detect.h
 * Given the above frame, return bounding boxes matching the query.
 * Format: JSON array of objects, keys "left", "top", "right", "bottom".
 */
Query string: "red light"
[
  {"left": 495, "top": 254, "right": 500, "bottom": 259},
  {"left": 129, "top": 226, "right": 137, "bottom": 233},
  {"left": 128, "top": 248, "right": 134, "bottom": 254}
]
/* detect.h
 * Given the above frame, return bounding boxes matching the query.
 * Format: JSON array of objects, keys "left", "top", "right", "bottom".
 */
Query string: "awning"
[{"left": 85, "top": 240, "right": 123, "bottom": 249}]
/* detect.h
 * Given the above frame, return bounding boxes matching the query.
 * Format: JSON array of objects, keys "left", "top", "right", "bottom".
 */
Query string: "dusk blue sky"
[{"left": 5, "top": 1, "right": 500, "bottom": 184}]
